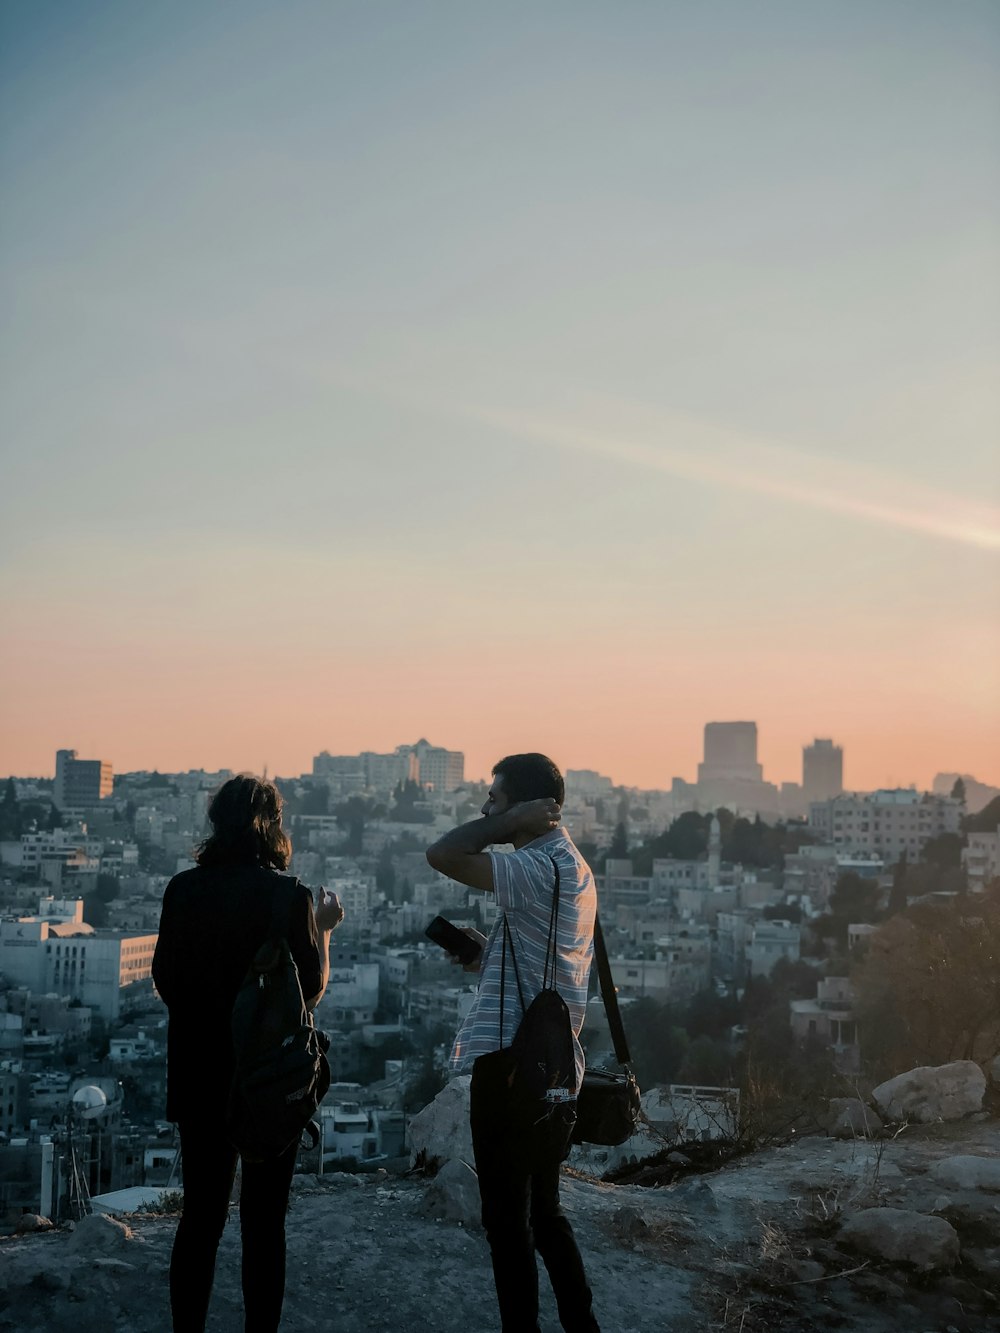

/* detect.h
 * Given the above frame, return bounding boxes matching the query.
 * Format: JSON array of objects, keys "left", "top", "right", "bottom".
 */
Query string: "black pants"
[
  {"left": 170, "top": 1119, "right": 298, "bottom": 1333},
  {"left": 471, "top": 1054, "right": 600, "bottom": 1333}
]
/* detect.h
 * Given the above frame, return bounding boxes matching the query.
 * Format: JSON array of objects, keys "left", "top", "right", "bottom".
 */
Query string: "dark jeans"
[
  {"left": 471, "top": 1053, "right": 600, "bottom": 1333},
  {"left": 170, "top": 1119, "right": 298, "bottom": 1333}
]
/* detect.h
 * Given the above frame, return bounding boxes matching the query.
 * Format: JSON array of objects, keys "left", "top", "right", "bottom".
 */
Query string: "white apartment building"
[
  {"left": 314, "top": 962, "right": 380, "bottom": 1030},
  {"left": 0, "top": 918, "right": 156, "bottom": 1022},
  {"left": 609, "top": 944, "right": 711, "bottom": 1002},
  {"left": 747, "top": 919, "right": 801, "bottom": 977},
  {"left": 964, "top": 830, "right": 1000, "bottom": 894},
  {"left": 809, "top": 790, "right": 961, "bottom": 865},
  {"left": 789, "top": 976, "right": 859, "bottom": 1073}
]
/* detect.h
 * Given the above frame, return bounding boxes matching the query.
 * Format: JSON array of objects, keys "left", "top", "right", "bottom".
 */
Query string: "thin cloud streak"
[{"left": 468, "top": 407, "right": 1000, "bottom": 552}]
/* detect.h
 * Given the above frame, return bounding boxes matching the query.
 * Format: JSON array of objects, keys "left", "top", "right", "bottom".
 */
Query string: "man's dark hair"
[
  {"left": 196, "top": 774, "right": 292, "bottom": 870},
  {"left": 492, "top": 753, "right": 564, "bottom": 807}
]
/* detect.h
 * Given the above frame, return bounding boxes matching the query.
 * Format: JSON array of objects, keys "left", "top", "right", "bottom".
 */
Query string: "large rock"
[
  {"left": 826, "top": 1097, "right": 883, "bottom": 1140},
  {"left": 66, "top": 1212, "right": 136, "bottom": 1254},
  {"left": 930, "top": 1155, "right": 1000, "bottom": 1193},
  {"left": 839, "top": 1208, "right": 959, "bottom": 1272},
  {"left": 14, "top": 1214, "right": 53, "bottom": 1234},
  {"left": 871, "top": 1061, "right": 985, "bottom": 1124},
  {"left": 421, "top": 1158, "right": 481, "bottom": 1228},
  {"left": 408, "top": 1075, "right": 474, "bottom": 1169}
]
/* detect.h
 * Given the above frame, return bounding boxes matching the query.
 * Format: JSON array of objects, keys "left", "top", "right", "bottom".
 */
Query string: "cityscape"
[
  {"left": 1, "top": 726, "right": 997, "bottom": 1226},
  {"left": 2, "top": 1, "right": 998, "bottom": 1327}
]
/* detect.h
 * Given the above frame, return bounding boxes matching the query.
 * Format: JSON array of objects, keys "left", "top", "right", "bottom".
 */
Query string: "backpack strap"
[
  {"left": 498, "top": 914, "right": 527, "bottom": 1048},
  {"left": 500, "top": 851, "right": 562, "bottom": 1043},
  {"left": 592, "top": 912, "right": 633, "bottom": 1069}
]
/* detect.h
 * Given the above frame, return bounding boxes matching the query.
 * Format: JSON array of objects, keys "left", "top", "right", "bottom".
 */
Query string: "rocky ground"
[{"left": 2, "top": 1112, "right": 1000, "bottom": 1332}]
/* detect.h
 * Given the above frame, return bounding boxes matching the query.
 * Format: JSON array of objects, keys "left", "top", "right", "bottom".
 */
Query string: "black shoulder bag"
[{"left": 572, "top": 913, "right": 642, "bottom": 1146}]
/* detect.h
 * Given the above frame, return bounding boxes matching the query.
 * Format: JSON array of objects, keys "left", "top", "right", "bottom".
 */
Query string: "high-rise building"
[
  {"left": 53, "top": 749, "right": 113, "bottom": 811},
  {"left": 412, "top": 739, "right": 464, "bottom": 793},
  {"left": 697, "top": 723, "right": 763, "bottom": 784},
  {"left": 803, "top": 739, "right": 844, "bottom": 803}
]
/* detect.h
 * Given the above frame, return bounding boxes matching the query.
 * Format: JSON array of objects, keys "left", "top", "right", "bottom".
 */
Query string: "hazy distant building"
[
  {"left": 313, "top": 741, "right": 463, "bottom": 794},
  {"left": 54, "top": 749, "right": 113, "bottom": 811},
  {"left": 809, "top": 789, "right": 962, "bottom": 866},
  {"left": 566, "top": 769, "right": 615, "bottom": 797},
  {"left": 694, "top": 722, "right": 778, "bottom": 816},
  {"left": 803, "top": 739, "right": 843, "bottom": 804},
  {"left": 411, "top": 739, "right": 464, "bottom": 792},
  {"left": 965, "top": 830, "right": 1000, "bottom": 894},
  {"left": 698, "top": 723, "right": 763, "bottom": 785}
]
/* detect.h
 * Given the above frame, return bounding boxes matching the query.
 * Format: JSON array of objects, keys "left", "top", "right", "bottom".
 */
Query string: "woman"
[{"left": 152, "top": 773, "right": 344, "bottom": 1333}]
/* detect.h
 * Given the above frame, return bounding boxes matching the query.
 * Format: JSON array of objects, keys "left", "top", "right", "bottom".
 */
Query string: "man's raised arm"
[{"left": 426, "top": 799, "right": 560, "bottom": 892}]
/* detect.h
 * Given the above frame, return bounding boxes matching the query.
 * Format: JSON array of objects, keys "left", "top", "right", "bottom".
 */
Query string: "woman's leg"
[
  {"left": 170, "top": 1121, "right": 239, "bottom": 1333},
  {"left": 239, "top": 1138, "right": 298, "bottom": 1333}
]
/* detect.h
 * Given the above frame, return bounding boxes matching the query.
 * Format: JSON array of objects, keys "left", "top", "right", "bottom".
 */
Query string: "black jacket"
[{"left": 152, "top": 864, "right": 322, "bottom": 1122}]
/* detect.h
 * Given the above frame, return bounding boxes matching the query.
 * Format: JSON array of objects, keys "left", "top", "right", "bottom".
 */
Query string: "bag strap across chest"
[{"left": 497, "top": 854, "right": 561, "bottom": 1048}]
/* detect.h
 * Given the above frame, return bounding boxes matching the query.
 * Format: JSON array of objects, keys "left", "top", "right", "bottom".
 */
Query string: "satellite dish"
[{"left": 71, "top": 1085, "right": 108, "bottom": 1119}]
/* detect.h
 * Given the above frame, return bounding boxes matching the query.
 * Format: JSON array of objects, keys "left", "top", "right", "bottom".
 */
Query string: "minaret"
[{"left": 708, "top": 814, "right": 721, "bottom": 887}]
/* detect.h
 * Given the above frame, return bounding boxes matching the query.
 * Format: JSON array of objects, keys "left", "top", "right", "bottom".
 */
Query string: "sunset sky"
[{"left": 2, "top": 1, "right": 998, "bottom": 792}]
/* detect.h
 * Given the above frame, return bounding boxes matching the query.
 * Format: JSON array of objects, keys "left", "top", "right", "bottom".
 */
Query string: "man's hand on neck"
[{"left": 425, "top": 799, "right": 561, "bottom": 891}]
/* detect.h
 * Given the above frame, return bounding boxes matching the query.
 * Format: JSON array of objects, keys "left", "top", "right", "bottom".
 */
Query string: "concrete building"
[
  {"left": 695, "top": 723, "right": 780, "bottom": 816},
  {"left": 965, "top": 829, "right": 1000, "bottom": 894},
  {"left": 54, "top": 749, "right": 113, "bottom": 811},
  {"left": 789, "top": 975, "right": 859, "bottom": 1073},
  {"left": 747, "top": 919, "right": 801, "bottom": 977},
  {"left": 698, "top": 723, "right": 763, "bottom": 784},
  {"left": 802, "top": 739, "right": 844, "bottom": 804},
  {"left": 809, "top": 789, "right": 962, "bottom": 866},
  {"left": 411, "top": 739, "right": 464, "bottom": 793},
  {"left": 0, "top": 919, "right": 156, "bottom": 1022},
  {"left": 566, "top": 769, "right": 615, "bottom": 797}
]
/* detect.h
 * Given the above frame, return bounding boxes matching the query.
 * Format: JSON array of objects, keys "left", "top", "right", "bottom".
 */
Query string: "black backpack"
[
  {"left": 501, "top": 857, "right": 577, "bottom": 1114},
  {"left": 227, "top": 881, "right": 332, "bottom": 1162}
]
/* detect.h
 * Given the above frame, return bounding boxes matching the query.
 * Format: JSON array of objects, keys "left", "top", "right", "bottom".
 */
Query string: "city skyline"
[
  {"left": 5, "top": 726, "right": 996, "bottom": 797},
  {"left": 2, "top": 3, "right": 998, "bottom": 794}
]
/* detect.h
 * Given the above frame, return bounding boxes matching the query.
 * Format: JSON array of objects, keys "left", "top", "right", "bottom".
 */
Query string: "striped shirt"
[{"left": 449, "top": 827, "right": 596, "bottom": 1089}]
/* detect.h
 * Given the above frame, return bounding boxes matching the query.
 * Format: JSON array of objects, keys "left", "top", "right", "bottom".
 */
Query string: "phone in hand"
[{"left": 425, "top": 915, "right": 482, "bottom": 967}]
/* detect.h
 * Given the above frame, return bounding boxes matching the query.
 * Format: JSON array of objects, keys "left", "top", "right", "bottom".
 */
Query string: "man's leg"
[
  {"left": 170, "top": 1120, "right": 239, "bottom": 1333},
  {"left": 239, "top": 1137, "right": 299, "bottom": 1333},
  {"left": 530, "top": 1110, "right": 600, "bottom": 1333},
  {"left": 470, "top": 1054, "right": 541, "bottom": 1332}
]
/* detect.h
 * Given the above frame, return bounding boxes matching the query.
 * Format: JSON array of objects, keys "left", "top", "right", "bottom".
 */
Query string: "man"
[{"left": 426, "top": 752, "right": 601, "bottom": 1333}]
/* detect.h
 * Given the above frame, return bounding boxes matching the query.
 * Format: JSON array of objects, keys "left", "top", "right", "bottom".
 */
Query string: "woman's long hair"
[{"left": 195, "top": 774, "right": 292, "bottom": 870}]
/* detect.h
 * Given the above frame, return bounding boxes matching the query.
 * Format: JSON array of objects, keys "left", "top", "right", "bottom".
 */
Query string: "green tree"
[
  {"left": 607, "top": 821, "right": 629, "bottom": 861},
  {"left": 334, "top": 796, "right": 371, "bottom": 855},
  {"left": 624, "top": 997, "right": 689, "bottom": 1088},
  {"left": 921, "top": 832, "right": 964, "bottom": 869},
  {"left": 300, "top": 783, "right": 330, "bottom": 817},
  {"left": 887, "top": 851, "right": 909, "bottom": 916},
  {"left": 0, "top": 778, "right": 20, "bottom": 840},
  {"left": 375, "top": 845, "right": 397, "bottom": 899},
  {"left": 951, "top": 776, "right": 967, "bottom": 804}
]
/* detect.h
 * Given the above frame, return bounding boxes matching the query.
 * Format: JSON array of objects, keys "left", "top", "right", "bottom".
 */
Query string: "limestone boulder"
[
  {"left": 871, "top": 1061, "right": 985, "bottom": 1123},
  {"left": 930, "top": 1155, "right": 1000, "bottom": 1193},
  {"left": 408, "top": 1075, "right": 474, "bottom": 1169},
  {"left": 421, "top": 1157, "right": 481, "bottom": 1228},
  {"left": 826, "top": 1097, "right": 883, "bottom": 1140},
  {"left": 839, "top": 1208, "right": 959, "bottom": 1272},
  {"left": 66, "top": 1212, "right": 135, "bottom": 1255}
]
